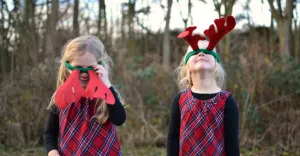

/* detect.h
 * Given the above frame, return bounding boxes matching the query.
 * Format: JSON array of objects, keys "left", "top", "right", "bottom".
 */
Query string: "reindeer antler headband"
[
  {"left": 54, "top": 61, "right": 115, "bottom": 110},
  {"left": 178, "top": 16, "right": 236, "bottom": 64}
]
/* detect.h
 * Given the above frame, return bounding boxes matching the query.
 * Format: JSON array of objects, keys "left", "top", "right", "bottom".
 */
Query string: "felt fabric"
[
  {"left": 55, "top": 70, "right": 86, "bottom": 109},
  {"left": 178, "top": 16, "right": 236, "bottom": 64},
  {"left": 85, "top": 70, "right": 115, "bottom": 104},
  {"left": 178, "top": 26, "right": 206, "bottom": 50},
  {"left": 44, "top": 87, "right": 126, "bottom": 155},
  {"left": 55, "top": 63, "right": 115, "bottom": 109},
  {"left": 65, "top": 61, "right": 103, "bottom": 73},
  {"left": 184, "top": 49, "right": 221, "bottom": 64},
  {"left": 204, "top": 16, "right": 236, "bottom": 51}
]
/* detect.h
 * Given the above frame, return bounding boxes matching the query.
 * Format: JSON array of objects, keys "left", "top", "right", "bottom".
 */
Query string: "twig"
[
  {"left": 133, "top": 87, "right": 163, "bottom": 137},
  {"left": 258, "top": 93, "right": 296, "bottom": 109}
]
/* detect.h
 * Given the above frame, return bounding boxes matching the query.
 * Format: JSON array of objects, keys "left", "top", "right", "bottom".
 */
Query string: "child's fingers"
[
  {"left": 93, "top": 65, "right": 105, "bottom": 71},
  {"left": 94, "top": 68, "right": 104, "bottom": 77},
  {"left": 93, "top": 65, "right": 101, "bottom": 70}
]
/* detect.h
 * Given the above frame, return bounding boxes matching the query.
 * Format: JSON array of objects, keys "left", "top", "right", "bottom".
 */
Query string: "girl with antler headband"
[
  {"left": 167, "top": 16, "right": 240, "bottom": 156},
  {"left": 44, "top": 35, "right": 126, "bottom": 156}
]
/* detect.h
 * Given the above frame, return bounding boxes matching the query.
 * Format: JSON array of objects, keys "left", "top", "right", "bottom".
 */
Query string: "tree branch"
[
  {"left": 59, "top": 2, "right": 71, "bottom": 20},
  {"left": 135, "top": 16, "right": 155, "bottom": 36},
  {"left": 267, "top": 0, "right": 281, "bottom": 21},
  {"left": 284, "top": 0, "right": 294, "bottom": 20},
  {"left": 276, "top": 0, "right": 283, "bottom": 17},
  {"left": 176, "top": 0, "right": 188, "bottom": 27},
  {"left": 213, "top": 0, "right": 222, "bottom": 17}
]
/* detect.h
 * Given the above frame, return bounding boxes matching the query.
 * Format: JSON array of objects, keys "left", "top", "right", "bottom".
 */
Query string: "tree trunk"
[
  {"left": 0, "top": 1, "right": 8, "bottom": 76},
  {"left": 121, "top": 6, "right": 126, "bottom": 40},
  {"left": 108, "top": 8, "right": 114, "bottom": 48},
  {"left": 9, "top": 0, "right": 20, "bottom": 79},
  {"left": 267, "top": 0, "right": 294, "bottom": 57},
  {"left": 162, "top": 0, "right": 173, "bottom": 70},
  {"left": 21, "top": 0, "right": 38, "bottom": 65},
  {"left": 73, "top": 0, "right": 79, "bottom": 36},
  {"left": 98, "top": 0, "right": 107, "bottom": 43},
  {"left": 188, "top": 0, "right": 192, "bottom": 26},
  {"left": 277, "top": 20, "right": 292, "bottom": 57},
  {"left": 45, "top": 0, "right": 58, "bottom": 59},
  {"left": 293, "top": 8, "right": 299, "bottom": 61},
  {"left": 127, "top": 0, "right": 135, "bottom": 56},
  {"left": 269, "top": 13, "right": 275, "bottom": 56},
  {"left": 296, "top": 20, "right": 300, "bottom": 62},
  {"left": 84, "top": 3, "right": 90, "bottom": 34}
]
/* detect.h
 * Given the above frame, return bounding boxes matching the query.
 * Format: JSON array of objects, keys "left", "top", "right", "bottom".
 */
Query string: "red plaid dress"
[
  {"left": 179, "top": 88, "right": 230, "bottom": 156},
  {"left": 58, "top": 98, "right": 122, "bottom": 156}
]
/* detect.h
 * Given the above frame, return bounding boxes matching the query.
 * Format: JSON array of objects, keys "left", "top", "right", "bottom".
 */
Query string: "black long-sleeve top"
[
  {"left": 167, "top": 91, "right": 240, "bottom": 156},
  {"left": 43, "top": 86, "right": 126, "bottom": 153}
]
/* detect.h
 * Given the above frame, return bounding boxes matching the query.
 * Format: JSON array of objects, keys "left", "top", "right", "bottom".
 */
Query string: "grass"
[
  {"left": 0, "top": 145, "right": 298, "bottom": 156},
  {"left": 0, "top": 145, "right": 166, "bottom": 156},
  {"left": 0, "top": 145, "right": 45, "bottom": 156}
]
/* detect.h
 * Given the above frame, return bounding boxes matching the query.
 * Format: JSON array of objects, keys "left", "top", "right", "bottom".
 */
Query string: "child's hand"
[
  {"left": 48, "top": 150, "right": 60, "bottom": 156},
  {"left": 93, "top": 64, "right": 112, "bottom": 88}
]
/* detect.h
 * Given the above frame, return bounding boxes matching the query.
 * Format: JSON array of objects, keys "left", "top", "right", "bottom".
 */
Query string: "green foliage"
[
  {"left": 137, "top": 66, "right": 156, "bottom": 80},
  {"left": 143, "top": 95, "right": 158, "bottom": 105},
  {"left": 268, "top": 57, "right": 300, "bottom": 94}
]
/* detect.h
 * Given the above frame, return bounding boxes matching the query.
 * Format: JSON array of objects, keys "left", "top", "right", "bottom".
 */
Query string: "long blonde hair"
[
  {"left": 48, "top": 35, "right": 121, "bottom": 124},
  {"left": 175, "top": 41, "right": 226, "bottom": 91}
]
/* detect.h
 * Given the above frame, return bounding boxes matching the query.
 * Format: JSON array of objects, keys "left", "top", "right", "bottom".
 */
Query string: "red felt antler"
[
  {"left": 177, "top": 26, "right": 206, "bottom": 50},
  {"left": 204, "top": 16, "right": 236, "bottom": 50},
  {"left": 85, "top": 70, "right": 115, "bottom": 105},
  {"left": 55, "top": 70, "right": 116, "bottom": 109},
  {"left": 55, "top": 70, "right": 86, "bottom": 109}
]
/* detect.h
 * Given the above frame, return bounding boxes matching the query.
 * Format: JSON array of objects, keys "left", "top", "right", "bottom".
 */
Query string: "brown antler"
[
  {"left": 204, "top": 16, "right": 236, "bottom": 51},
  {"left": 178, "top": 26, "right": 206, "bottom": 50}
]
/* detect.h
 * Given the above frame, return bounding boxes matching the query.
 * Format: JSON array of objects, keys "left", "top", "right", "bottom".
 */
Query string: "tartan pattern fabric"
[
  {"left": 179, "top": 88, "right": 230, "bottom": 156},
  {"left": 58, "top": 98, "right": 122, "bottom": 156}
]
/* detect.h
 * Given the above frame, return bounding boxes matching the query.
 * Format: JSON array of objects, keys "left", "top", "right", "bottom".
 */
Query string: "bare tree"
[
  {"left": 292, "top": 4, "right": 299, "bottom": 61},
  {"left": 177, "top": 0, "right": 191, "bottom": 28},
  {"left": 73, "top": 0, "right": 79, "bottom": 36},
  {"left": 176, "top": 0, "right": 206, "bottom": 27},
  {"left": 98, "top": 0, "right": 107, "bottom": 43},
  {"left": 127, "top": 0, "right": 136, "bottom": 56},
  {"left": 45, "top": 0, "right": 59, "bottom": 59},
  {"left": 163, "top": 0, "right": 173, "bottom": 69},
  {"left": 267, "top": 0, "right": 295, "bottom": 56},
  {"left": 0, "top": 0, "right": 10, "bottom": 77}
]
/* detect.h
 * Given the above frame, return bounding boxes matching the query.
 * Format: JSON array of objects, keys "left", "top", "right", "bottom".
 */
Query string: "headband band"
[
  {"left": 65, "top": 61, "right": 103, "bottom": 73},
  {"left": 184, "top": 49, "right": 220, "bottom": 64}
]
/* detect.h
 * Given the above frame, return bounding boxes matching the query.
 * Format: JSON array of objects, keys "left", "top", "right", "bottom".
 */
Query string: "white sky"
[
  {"left": 98, "top": 0, "right": 300, "bottom": 33},
  {"left": 5, "top": 0, "right": 300, "bottom": 33}
]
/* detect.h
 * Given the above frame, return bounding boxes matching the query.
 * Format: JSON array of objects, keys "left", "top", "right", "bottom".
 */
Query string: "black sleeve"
[
  {"left": 107, "top": 86, "right": 126, "bottom": 126},
  {"left": 43, "top": 107, "right": 59, "bottom": 154},
  {"left": 167, "top": 93, "right": 181, "bottom": 156},
  {"left": 224, "top": 94, "right": 240, "bottom": 156}
]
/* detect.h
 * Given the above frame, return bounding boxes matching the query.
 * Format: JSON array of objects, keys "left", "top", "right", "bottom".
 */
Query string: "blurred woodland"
[{"left": 0, "top": 0, "right": 300, "bottom": 155}]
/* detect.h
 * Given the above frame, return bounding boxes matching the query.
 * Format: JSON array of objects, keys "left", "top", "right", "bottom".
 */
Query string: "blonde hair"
[
  {"left": 175, "top": 41, "right": 226, "bottom": 91},
  {"left": 48, "top": 35, "right": 122, "bottom": 124}
]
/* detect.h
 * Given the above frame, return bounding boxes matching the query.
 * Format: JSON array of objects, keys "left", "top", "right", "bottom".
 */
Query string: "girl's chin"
[{"left": 192, "top": 65, "right": 214, "bottom": 71}]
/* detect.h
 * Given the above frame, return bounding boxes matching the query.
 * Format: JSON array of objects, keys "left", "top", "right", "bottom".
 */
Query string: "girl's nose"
[{"left": 198, "top": 52, "right": 204, "bottom": 56}]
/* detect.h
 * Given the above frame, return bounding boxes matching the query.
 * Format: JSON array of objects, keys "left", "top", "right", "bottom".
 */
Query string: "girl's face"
[
  {"left": 186, "top": 41, "right": 217, "bottom": 73},
  {"left": 187, "top": 52, "right": 216, "bottom": 72},
  {"left": 69, "top": 51, "right": 98, "bottom": 88}
]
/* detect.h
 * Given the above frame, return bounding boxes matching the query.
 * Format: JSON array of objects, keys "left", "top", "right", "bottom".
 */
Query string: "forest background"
[{"left": 0, "top": 0, "right": 300, "bottom": 155}]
